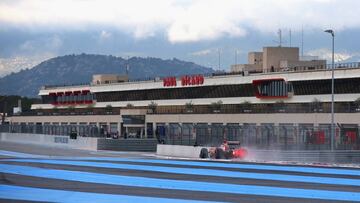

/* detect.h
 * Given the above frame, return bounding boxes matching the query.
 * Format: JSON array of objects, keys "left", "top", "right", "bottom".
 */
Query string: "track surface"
[{"left": 0, "top": 142, "right": 359, "bottom": 203}]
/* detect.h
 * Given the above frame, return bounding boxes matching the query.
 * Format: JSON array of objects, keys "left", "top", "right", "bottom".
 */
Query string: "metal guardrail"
[
  {"left": 327, "top": 62, "right": 360, "bottom": 69},
  {"left": 282, "top": 62, "right": 360, "bottom": 72}
]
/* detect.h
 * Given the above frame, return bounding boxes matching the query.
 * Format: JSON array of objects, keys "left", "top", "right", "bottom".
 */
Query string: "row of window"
[
  {"left": 55, "top": 94, "right": 94, "bottom": 103},
  {"left": 42, "top": 93, "right": 95, "bottom": 105},
  {"left": 41, "top": 78, "right": 360, "bottom": 104},
  {"left": 293, "top": 78, "right": 360, "bottom": 95},
  {"left": 95, "top": 78, "right": 360, "bottom": 102},
  {"left": 255, "top": 80, "right": 294, "bottom": 98},
  {"left": 95, "top": 84, "right": 254, "bottom": 102}
]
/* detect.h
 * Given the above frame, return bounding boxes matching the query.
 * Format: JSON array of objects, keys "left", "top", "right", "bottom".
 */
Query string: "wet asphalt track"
[{"left": 0, "top": 142, "right": 359, "bottom": 203}]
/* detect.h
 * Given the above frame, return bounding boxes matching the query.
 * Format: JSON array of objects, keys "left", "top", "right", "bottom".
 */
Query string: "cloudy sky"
[{"left": 1, "top": 0, "right": 360, "bottom": 77}]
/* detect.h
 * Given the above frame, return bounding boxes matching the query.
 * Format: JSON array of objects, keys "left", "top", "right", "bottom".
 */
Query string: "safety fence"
[
  {"left": 0, "top": 123, "right": 103, "bottom": 138},
  {"left": 1, "top": 123, "right": 360, "bottom": 150},
  {"left": 156, "top": 123, "right": 360, "bottom": 150}
]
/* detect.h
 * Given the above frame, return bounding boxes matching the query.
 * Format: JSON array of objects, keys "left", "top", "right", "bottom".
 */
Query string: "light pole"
[
  {"left": 235, "top": 49, "right": 238, "bottom": 65},
  {"left": 324, "top": 29, "right": 335, "bottom": 151},
  {"left": 218, "top": 48, "right": 221, "bottom": 71}
]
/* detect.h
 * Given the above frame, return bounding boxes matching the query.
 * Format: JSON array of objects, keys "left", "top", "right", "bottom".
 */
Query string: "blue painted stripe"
[
  {"left": 0, "top": 149, "right": 358, "bottom": 177},
  {"left": 0, "top": 184, "right": 220, "bottom": 203},
  {"left": 74, "top": 157, "right": 360, "bottom": 177},
  {"left": 4, "top": 158, "right": 360, "bottom": 186},
  {"left": 0, "top": 163, "right": 359, "bottom": 201}
]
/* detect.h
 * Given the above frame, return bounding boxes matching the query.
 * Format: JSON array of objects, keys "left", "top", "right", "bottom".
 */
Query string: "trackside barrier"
[
  {"left": 0, "top": 132, "right": 157, "bottom": 152},
  {"left": 156, "top": 144, "right": 203, "bottom": 158},
  {"left": 0, "top": 132, "right": 98, "bottom": 150},
  {"left": 156, "top": 144, "right": 360, "bottom": 163},
  {"left": 162, "top": 124, "right": 360, "bottom": 151}
]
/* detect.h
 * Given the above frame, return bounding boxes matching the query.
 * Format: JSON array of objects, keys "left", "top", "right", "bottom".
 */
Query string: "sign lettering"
[
  {"left": 181, "top": 75, "right": 204, "bottom": 86},
  {"left": 163, "top": 77, "right": 177, "bottom": 87},
  {"left": 163, "top": 75, "right": 204, "bottom": 87},
  {"left": 54, "top": 136, "right": 69, "bottom": 144}
]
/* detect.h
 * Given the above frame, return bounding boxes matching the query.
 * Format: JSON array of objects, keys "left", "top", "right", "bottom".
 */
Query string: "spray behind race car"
[{"left": 199, "top": 140, "right": 248, "bottom": 159}]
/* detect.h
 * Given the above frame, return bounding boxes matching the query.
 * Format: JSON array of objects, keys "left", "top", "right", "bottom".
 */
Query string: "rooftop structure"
[
  {"left": 92, "top": 74, "right": 129, "bottom": 85},
  {"left": 231, "top": 46, "right": 326, "bottom": 74}
]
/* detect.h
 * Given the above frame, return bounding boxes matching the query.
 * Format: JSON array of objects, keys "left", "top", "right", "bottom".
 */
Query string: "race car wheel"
[
  {"left": 199, "top": 148, "right": 209, "bottom": 159},
  {"left": 225, "top": 150, "right": 233, "bottom": 159},
  {"left": 215, "top": 148, "right": 225, "bottom": 159}
]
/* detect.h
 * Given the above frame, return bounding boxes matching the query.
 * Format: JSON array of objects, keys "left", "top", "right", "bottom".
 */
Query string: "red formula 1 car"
[{"left": 199, "top": 141, "right": 248, "bottom": 159}]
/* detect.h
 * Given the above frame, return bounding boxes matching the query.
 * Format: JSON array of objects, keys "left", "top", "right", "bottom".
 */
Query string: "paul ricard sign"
[{"left": 163, "top": 75, "right": 204, "bottom": 87}]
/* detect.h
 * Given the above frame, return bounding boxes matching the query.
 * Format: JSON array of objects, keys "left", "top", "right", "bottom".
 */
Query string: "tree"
[
  {"left": 241, "top": 101, "right": 252, "bottom": 112},
  {"left": 86, "top": 104, "right": 95, "bottom": 114},
  {"left": 148, "top": 101, "right": 158, "bottom": 113},
  {"left": 86, "top": 104, "right": 95, "bottom": 109},
  {"left": 311, "top": 98, "right": 322, "bottom": 112},
  {"left": 274, "top": 100, "right": 286, "bottom": 112},
  {"left": 52, "top": 106, "right": 58, "bottom": 113},
  {"left": 105, "top": 104, "right": 113, "bottom": 113},
  {"left": 210, "top": 100, "right": 222, "bottom": 113},
  {"left": 126, "top": 103, "right": 134, "bottom": 108},
  {"left": 355, "top": 97, "right": 360, "bottom": 111},
  {"left": 185, "top": 101, "right": 194, "bottom": 113},
  {"left": 0, "top": 95, "right": 40, "bottom": 114},
  {"left": 67, "top": 105, "right": 75, "bottom": 114}
]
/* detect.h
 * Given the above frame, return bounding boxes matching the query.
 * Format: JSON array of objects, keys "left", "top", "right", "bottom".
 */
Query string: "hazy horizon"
[{"left": 1, "top": 0, "right": 360, "bottom": 77}]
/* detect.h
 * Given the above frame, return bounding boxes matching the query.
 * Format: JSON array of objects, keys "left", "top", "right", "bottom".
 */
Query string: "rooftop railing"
[
  {"left": 326, "top": 62, "right": 360, "bottom": 69},
  {"left": 42, "top": 83, "right": 89, "bottom": 90},
  {"left": 282, "top": 62, "right": 360, "bottom": 72}
]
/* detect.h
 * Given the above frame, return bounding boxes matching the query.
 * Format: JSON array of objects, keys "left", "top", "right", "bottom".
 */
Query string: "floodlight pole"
[{"left": 325, "top": 29, "right": 335, "bottom": 151}]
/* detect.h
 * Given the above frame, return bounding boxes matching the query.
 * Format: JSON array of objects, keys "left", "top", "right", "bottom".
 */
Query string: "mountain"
[
  {"left": 0, "top": 54, "right": 214, "bottom": 97},
  {"left": 341, "top": 55, "right": 360, "bottom": 63}
]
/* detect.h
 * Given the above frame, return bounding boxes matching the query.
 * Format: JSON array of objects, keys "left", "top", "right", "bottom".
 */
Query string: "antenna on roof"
[
  {"left": 301, "top": 25, "right": 304, "bottom": 58},
  {"left": 289, "top": 29, "right": 292, "bottom": 47},
  {"left": 218, "top": 48, "right": 221, "bottom": 71},
  {"left": 126, "top": 56, "right": 130, "bottom": 75},
  {"left": 273, "top": 29, "right": 285, "bottom": 47},
  {"left": 278, "top": 29, "right": 282, "bottom": 47},
  {"left": 235, "top": 49, "right": 238, "bottom": 65}
]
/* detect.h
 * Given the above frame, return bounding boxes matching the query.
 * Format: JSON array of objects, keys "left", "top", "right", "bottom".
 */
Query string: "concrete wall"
[
  {"left": 9, "top": 114, "right": 120, "bottom": 125},
  {"left": 230, "top": 64, "right": 262, "bottom": 73},
  {"left": 92, "top": 74, "right": 128, "bottom": 84},
  {"left": 98, "top": 139, "right": 157, "bottom": 151},
  {"left": 121, "top": 109, "right": 148, "bottom": 115},
  {"left": 248, "top": 52, "right": 263, "bottom": 65},
  {"left": 263, "top": 47, "right": 299, "bottom": 72},
  {"left": 280, "top": 60, "right": 327, "bottom": 71},
  {"left": 156, "top": 144, "right": 360, "bottom": 163},
  {"left": 157, "top": 144, "right": 203, "bottom": 158},
  {"left": 0, "top": 132, "right": 98, "bottom": 150}
]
